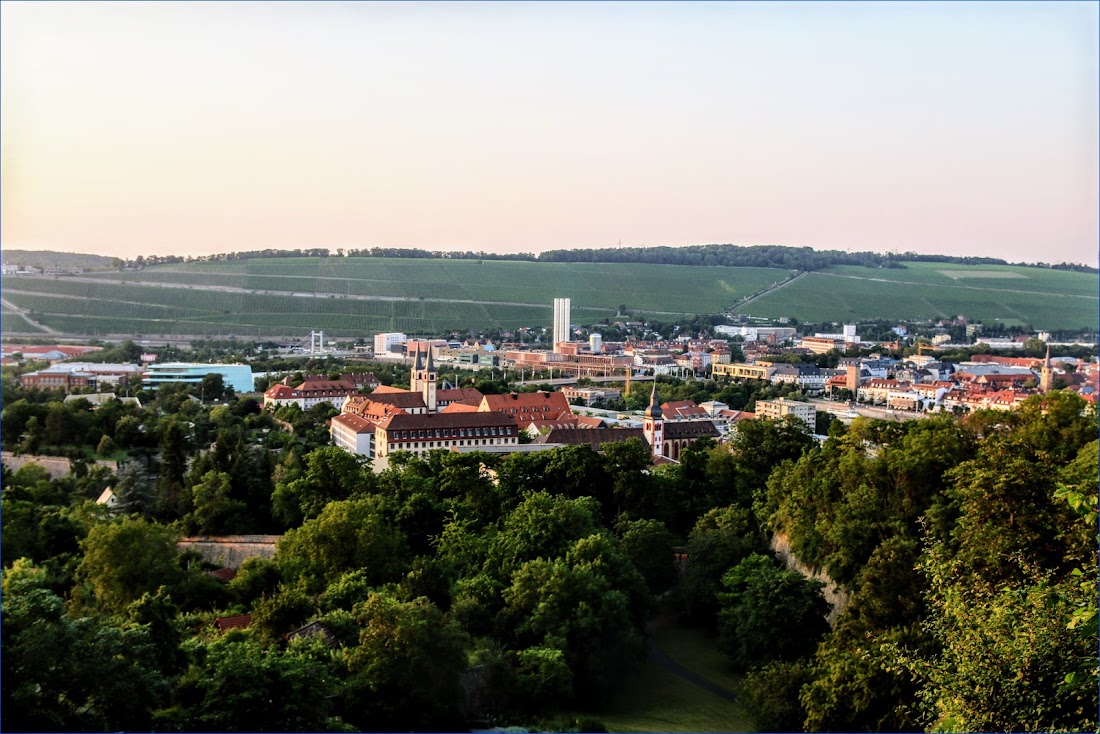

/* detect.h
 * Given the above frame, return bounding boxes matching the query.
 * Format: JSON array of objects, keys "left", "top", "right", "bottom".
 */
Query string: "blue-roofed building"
[{"left": 142, "top": 362, "right": 254, "bottom": 394}]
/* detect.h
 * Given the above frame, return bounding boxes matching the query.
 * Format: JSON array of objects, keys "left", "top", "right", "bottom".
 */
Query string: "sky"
[{"left": 2, "top": 1, "right": 1097, "bottom": 265}]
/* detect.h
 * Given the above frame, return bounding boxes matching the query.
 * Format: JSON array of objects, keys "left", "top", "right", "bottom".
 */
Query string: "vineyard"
[{"left": 2, "top": 256, "right": 1095, "bottom": 338}]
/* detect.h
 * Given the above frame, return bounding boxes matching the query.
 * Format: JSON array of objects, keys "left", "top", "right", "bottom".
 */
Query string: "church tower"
[
  {"left": 410, "top": 348, "right": 424, "bottom": 393},
  {"left": 642, "top": 382, "right": 664, "bottom": 459},
  {"left": 1039, "top": 346, "right": 1053, "bottom": 393},
  {"left": 423, "top": 346, "right": 438, "bottom": 413}
]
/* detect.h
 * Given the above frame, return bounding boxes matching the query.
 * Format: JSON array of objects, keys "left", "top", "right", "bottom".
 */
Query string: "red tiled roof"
[
  {"left": 205, "top": 567, "right": 237, "bottom": 582},
  {"left": 331, "top": 413, "right": 377, "bottom": 434},
  {"left": 296, "top": 380, "right": 359, "bottom": 392},
  {"left": 480, "top": 392, "right": 572, "bottom": 427},
  {"left": 343, "top": 397, "right": 406, "bottom": 421},
  {"left": 440, "top": 402, "right": 481, "bottom": 413},
  {"left": 660, "top": 400, "right": 708, "bottom": 419},
  {"left": 378, "top": 411, "right": 518, "bottom": 432},
  {"left": 436, "top": 387, "right": 484, "bottom": 405},
  {"left": 365, "top": 391, "right": 428, "bottom": 410},
  {"left": 214, "top": 614, "right": 252, "bottom": 631}
]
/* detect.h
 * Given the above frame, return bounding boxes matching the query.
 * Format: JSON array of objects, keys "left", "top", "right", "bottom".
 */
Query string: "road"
[
  {"left": 734, "top": 271, "right": 807, "bottom": 310},
  {"left": 806, "top": 397, "right": 924, "bottom": 422}
]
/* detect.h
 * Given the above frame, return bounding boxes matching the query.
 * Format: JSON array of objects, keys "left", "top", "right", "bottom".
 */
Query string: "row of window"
[
  {"left": 398, "top": 437, "right": 514, "bottom": 451},
  {"left": 391, "top": 426, "right": 514, "bottom": 440}
]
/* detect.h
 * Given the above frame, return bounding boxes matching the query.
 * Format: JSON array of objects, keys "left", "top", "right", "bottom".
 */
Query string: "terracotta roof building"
[
  {"left": 264, "top": 380, "right": 361, "bottom": 410},
  {"left": 374, "top": 411, "right": 519, "bottom": 460},
  {"left": 478, "top": 391, "right": 572, "bottom": 429}
]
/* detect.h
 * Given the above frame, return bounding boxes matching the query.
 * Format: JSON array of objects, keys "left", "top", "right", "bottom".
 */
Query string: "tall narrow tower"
[
  {"left": 423, "top": 347, "right": 438, "bottom": 413},
  {"left": 642, "top": 382, "right": 664, "bottom": 460},
  {"left": 410, "top": 348, "right": 424, "bottom": 392},
  {"left": 1039, "top": 346, "right": 1053, "bottom": 393},
  {"left": 553, "top": 298, "right": 571, "bottom": 352}
]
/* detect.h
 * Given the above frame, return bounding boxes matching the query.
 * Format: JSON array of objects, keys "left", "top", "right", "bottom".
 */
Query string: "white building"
[
  {"left": 553, "top": 298, "right": 571, "bottom": 352},
  {"left": 373, "top": 332, "right": 408, "bottom": 355},
  {"left": 330, "top": 413, "right": 376, "bottom": 458},
  {"left": 755, "top": 398, "right": 816, "bottom": 429},
  {"left": 714, "top": 325, "right": 798, "bottom": 342}
]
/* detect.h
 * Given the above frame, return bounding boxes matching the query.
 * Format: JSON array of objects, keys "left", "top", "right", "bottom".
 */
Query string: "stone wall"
[
  {"left": 770, "top": 532, "right": 851, "bottom": 626},
  {"left": 1, "top": 451, "right": 118, "bottom": 480},
  {"left": 178, "top": 535, "right": 282, "bottom": 569}
]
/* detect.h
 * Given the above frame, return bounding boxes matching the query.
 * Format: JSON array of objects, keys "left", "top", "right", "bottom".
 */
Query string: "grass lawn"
[
  {"left": 577, "top": 620, "right": 755, "bottom": 733},
  {"left": 654, "top": 623, "right": 742, "bottom": 694}
]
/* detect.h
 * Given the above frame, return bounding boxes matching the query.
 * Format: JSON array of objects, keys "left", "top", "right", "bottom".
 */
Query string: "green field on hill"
[
  {"left": 736, "top": 263, "right": 1098, "bottom": 331},
  {"left": 2, "top": 256, "right": 1095, "bottom": 337},
  {"left": 2, "top": 258, "right": 788, "bottom": 337},
  {"left": 79, "top": 258, "right": 788, "bottom": 313}
]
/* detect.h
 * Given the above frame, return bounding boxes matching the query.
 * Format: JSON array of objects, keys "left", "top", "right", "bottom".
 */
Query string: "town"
[{"left": 6, "top": 296, "right": 1096, "bottom": 472}]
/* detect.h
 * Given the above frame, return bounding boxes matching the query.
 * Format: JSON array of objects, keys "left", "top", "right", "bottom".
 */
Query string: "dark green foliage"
[
  {"left": 717, "top": 553, "right": 829, "bottom": 670},
  {"left": 742, "top": 659, "right": 813, "bottom": 732},
  {"left": 681, "top": 505, "right": 766, "bottom": 627},
  {"left": 271, "top": 446, "right": 373, "bottom": 527},
  {"left": 164, "top": 636, "right": 346, "bottom": 732},
  {"left": 76, "top": 516, "right": 183, "bottom": 614},
  {"left": 2, "top": 585, "right": 169, "bottom": 732},
  {"left": 277, "top": 497, "right": 409, "bottom": 594},
  {"left": 617, "top": 517, "right": 678, "bottom": 595},
  {"left": 339, "top": 592, "right": 468, "bottom": 732}
]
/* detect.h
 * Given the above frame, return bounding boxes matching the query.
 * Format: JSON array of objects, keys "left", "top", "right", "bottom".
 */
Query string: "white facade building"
[
  {"left": 553, "top": 298, "right": 571, "bottom": 351},
  {"left": 755, "top": 398, "right": 816, "bottom": 429},
  {"left": 373, "top": 332, "right": 408, "bottom": 355}
]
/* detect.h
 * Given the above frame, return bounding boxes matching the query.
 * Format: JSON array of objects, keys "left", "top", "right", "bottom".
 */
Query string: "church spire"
[
  {"left": 645, "top": 382, "right": 663, "bottom": 419},
  {"left": 425, "top": 346, "right": 435, "bottom": 373},
  {"left": 413, "top": 348, "right": 424, "bottom": 372}
]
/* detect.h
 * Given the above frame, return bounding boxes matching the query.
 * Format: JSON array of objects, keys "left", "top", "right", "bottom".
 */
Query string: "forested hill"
[{"left": 105, "top": 244, "right": 1097, "bottom": 273}]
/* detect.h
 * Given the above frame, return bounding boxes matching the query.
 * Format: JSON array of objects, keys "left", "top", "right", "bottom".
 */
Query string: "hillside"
[
  {"left": 735, "top": 262, "right": 1099, "bottom": 331},
  {"left": 1, "top": 250, "right": 118, "bottom": 270},
  {"left": 0, "top": 258, "right": 789, "bottom": 338},
  {"left": 1, "top": 257, "right": 1095, "bottom": 339}
]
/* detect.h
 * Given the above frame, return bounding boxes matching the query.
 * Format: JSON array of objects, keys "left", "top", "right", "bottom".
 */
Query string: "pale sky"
[{"left": 2, "top": 1, "right": 1098, "bottom": 265}]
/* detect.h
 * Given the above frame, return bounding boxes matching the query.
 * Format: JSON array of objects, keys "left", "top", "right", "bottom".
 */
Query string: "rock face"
[
  {"left": 177, "top": 535, "right": 281, "bottom": 569},
  {"left": 770, "top": 532, "right": 850, "bottom": 626}
]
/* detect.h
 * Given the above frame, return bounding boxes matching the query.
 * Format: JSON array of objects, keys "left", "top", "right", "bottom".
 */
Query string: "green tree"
[
  {"left": 717, "top": 553, "right": 830, "bottom": 670},
  {"left": 165, "top": 636, "right": 347, "bottom": 732},
  {"left": 2, "top": 586, "right": 168, "bottom": 731},
  {"left": 272, "top": 446, "right": 373, "bottom": 527},
  {"left": 186, "top": 470, "right": 248, "bottom": 535},
  {"left": 96, "top": 433, "right": 118, "bottom": 457},
  {"left": 75, "top": 516, "right": 182, "bottom": 614},
  {"left": 277, "top": 497, "right": 408, "bottom": 594},
  {"left": 681, "top": 505, "right": 765, "bottom": 627},
  {"left": 617, "top": 517, "right": 677, "bottom": 595},
  {"left": 340, "top": 592, "right": 468, "bottom": 731}
]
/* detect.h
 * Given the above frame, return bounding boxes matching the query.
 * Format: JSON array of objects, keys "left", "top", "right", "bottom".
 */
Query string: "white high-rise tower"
[{"left": 553, "top": 298, "right": 571, "bottom": 352}]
